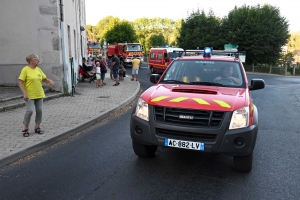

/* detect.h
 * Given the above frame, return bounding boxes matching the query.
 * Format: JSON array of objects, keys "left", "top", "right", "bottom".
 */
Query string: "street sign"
[{"left": 224, "top": 44, "right": 238, "bottom": 50}]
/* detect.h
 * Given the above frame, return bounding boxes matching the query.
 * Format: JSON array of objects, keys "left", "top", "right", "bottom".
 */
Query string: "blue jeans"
[
  {"left": 113, "top": 70, "right": 119, "bottom": 79},
  {"left": 101, "top": 73, "right": 105, "bottom": 80},
  {"left": 23, "top": 98, "right": 43, "bottom": 125}
]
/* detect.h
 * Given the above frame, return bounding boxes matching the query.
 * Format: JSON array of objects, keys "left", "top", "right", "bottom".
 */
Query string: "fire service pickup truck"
[{"left": 130, "top": 47, "right": 265, "bottom": 172}]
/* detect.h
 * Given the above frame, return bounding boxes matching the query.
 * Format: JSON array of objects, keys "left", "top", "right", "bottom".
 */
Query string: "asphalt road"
[{"left": 0, "top": 64, "right": 300, "bottom": 200}]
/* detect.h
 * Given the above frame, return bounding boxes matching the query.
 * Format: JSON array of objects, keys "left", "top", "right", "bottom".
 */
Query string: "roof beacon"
[{"left": 203, "top": 47, "right": 212, "bottom": 58}]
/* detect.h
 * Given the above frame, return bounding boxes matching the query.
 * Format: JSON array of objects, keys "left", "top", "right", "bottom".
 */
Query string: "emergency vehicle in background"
[
  {"left": 87, "top": 41, "right": 101, "bottom": 56},
  {"left": 148, "top": 47, "right": 184, "bottom": 74},
  {"left": 130, "top": 47, "right": 265, "bottom": 173},
  {"left": 107, "top": 42, "right": 143, "bottom": 66}
]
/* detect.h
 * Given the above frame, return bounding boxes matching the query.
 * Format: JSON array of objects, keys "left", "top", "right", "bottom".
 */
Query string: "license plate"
[{"left": 164, "top": 138, "right": 204, "bottom": 151}]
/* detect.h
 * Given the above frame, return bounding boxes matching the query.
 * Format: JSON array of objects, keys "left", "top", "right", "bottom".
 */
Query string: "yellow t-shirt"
[
  {"left": 18, "top": 66, "right": 46, "bottom": 99},
  {"left": 132, "top": 58, "right": 140, "bottom": 69}
]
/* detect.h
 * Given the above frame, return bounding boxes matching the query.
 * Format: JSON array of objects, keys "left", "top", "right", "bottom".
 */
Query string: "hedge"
[{"left": 243, "top": 65, "right": 300, "bottom": 76}]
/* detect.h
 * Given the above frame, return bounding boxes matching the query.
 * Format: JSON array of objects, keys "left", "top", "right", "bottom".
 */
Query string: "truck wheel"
[
  {"left": 132, "top": 140, "right": 157, "bottom": 158},
  {"left": 233, "top": 154, "right": 253, "bottom": 173}
]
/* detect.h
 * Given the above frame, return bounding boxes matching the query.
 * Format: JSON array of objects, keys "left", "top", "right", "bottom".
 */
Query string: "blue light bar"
[{"left": 203, "top": 47, "right": 212, "bottom": 57}]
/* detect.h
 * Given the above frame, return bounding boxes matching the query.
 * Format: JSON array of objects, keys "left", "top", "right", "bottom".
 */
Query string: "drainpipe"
[
  {"left": 60, "top": 0, "right": 69, "bottom": 93},
  {"left": 79, "top": 0, "right": 83, "bottom": 58}
]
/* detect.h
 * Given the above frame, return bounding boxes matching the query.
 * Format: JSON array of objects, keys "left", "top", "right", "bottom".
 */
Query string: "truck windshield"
[
  {"left": 89, "top": 43, "right": 101, "bottom": 48},
  {"left": 162, "top": 60, "right": 245, "bottom": 87},
  {"left": 127, "top": 45, "right": 141, "bottom": 51},
  {"left": 168, "top": 52, "right": 182, "bottom": 60}
]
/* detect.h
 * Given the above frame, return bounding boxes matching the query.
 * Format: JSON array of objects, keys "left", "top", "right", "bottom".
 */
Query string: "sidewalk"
[{"left": 0, "top": 74, "right": 140, "bottom": 168}]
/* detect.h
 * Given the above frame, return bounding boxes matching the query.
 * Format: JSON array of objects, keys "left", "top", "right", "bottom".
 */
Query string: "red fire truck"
[
  {"left": 87, "top": 41, "right": 101, "bottom": 56},
  {"left": 107, "top": 42, "right": 143, "bottom": 66}
]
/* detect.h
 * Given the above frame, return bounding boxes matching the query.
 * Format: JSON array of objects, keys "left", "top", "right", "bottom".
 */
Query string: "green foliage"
[
  {"left": 86, "top": 25, "right": 97, "bottom": 41},
  {"left": 94, "top": 16, "right": 121, "bottom": 43},
  {"left": 289, "top": 67, "right": 300, "bottom": 75},
  {"left": 177, "top": 9, "right": 223, "bottom": 50},
  {"left": 133, "top": 17, "right": 181, "bottom": 54},
  {"left": 222, "top": 4, "right": 290, "bottom": 65},
  {"left": 144, "top": 33, "right": 166, "bottom": 54},
  {"left": 104, "top": 21, "right": 137, "bottom": 44}
]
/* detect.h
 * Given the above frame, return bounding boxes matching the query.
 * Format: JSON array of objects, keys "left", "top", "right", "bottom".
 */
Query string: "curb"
[
  {"left": 0, "top": 92, "right": 64, "bottom": 112},
  {"left": 0, "top": 82, "right": 140, "bottom": 168},
  {"left": 0, "top": 95, "right": 23, "bottom": 102}
]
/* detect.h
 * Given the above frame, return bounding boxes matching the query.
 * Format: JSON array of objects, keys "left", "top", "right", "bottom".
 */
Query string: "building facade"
[{"left": 0, "top": 0, "right": 87, "bottom": 93}]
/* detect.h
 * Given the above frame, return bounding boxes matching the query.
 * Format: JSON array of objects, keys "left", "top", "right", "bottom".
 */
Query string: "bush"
[{"left": 289, "top": 67, "right": 300, "bottom": 75}]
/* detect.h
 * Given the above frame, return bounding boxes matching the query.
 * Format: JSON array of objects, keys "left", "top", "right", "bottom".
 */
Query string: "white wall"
[{"left": 0, "top": 0, "right": 87, "bottom": 93}]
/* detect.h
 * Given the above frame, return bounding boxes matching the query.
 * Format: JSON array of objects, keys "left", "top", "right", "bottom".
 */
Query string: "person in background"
[
  {"left": 95, "top": 60, "right": 102, "bottom": 88},
  {"left": 88, "top": 55, "right": 93, "bottom": 68},
  {"left": 100, "top": 57, "right": 107, "bottom": 86},
  {"left": 111, "top": 54, "right": 120, "bottom": 86},
  {"left": 118, "top": 61, "right": 126, "bottom": 81},
  {"left": 131, "top": 55, "right": 141, "bottom": 81},
  {"left": 18, "top": 54, "right": 55, "bottom": 137},
  {"left": 82, "top": 57, "right": 90, "bottom": 71},
  {"left": 109, "top": 58, "right": 114, "bottom": 80}
]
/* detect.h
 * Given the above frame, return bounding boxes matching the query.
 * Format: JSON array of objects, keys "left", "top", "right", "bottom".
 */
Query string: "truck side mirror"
[
  {"left": 249, "top": 79, "right": 265, "bottom": 91},
  {"left": 150, "top": 74, "right": 161, "bottom": 84}
]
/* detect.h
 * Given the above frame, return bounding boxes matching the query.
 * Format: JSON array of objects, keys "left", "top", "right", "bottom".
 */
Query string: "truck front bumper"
[{"left": 130, "top": 115, "right": 258, "bottom": 156}]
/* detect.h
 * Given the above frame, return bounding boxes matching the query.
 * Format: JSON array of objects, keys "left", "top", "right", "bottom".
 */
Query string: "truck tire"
[
  {"left": 233, "top": 154, "right": 253, "bottom": 173},
  {"left": 132, "top": 140, "right": 157, "bottom": 158}
]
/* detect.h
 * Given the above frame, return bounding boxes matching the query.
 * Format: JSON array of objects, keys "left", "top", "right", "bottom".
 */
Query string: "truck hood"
[{"left": 142, "top": 84, "right": 248, "bottom": 112}]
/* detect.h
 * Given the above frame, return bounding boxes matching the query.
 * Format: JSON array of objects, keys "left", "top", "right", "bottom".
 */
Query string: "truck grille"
[
  {"left": 154, "top": 106, "right": 225, "bottom": 128},
  {"left": 156, "top": 128, "right": 217, "bottom": 141}
]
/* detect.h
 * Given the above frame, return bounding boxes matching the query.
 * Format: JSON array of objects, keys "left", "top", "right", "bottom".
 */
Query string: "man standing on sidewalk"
[
  {"left": 111, "top": 54, "right": 120, "bottom": 86},
  {"left": 131, "top": 55, "right": 141, "bottom": 81}
]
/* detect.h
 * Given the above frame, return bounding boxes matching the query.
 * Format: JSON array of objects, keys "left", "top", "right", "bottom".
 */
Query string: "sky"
[{"left": 85, "top": 0, "right": 299, "bottom": 33}]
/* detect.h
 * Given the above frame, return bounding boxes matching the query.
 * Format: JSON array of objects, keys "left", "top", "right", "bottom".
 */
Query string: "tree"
[
  {"left": 144, "top": 33, "right": 166, "bottom": 54},
  {"left": 86, "top": 25, "right": 97, "bottom": 41},
  {"left": 287, "top": 34, "right": 300, "bottom": 62},
  {"left": 177, "top": 9, "right": 223, "bottom": 50},
  {"left": 94, "top": 16, "right": 121, "bottom": 43},
  {"left": 222, "top": 4, "right": 290, "bottom": 65},
  {"left": 104, "top": 20, "right": 137, "bottom": 44},
  {"left": 133, "top": 17, "right": 180, "bottom": 54}
]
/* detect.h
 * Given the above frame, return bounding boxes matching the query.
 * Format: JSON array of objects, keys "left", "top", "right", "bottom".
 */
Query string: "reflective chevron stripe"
[
  {"left": 150, "top": 96, "right": 231, "bottom": 109},
  {"left": 169, "top": 97, "right": 189, "bottom": 102},
  {"left": 192, "top": 98, "right": 210, "bottom": 105},
  {"left": 151, "top": 96, "right": 169, "bottom": 102},
  {"left": 213, "top": 100, "right": 231, "bottom": 108}
]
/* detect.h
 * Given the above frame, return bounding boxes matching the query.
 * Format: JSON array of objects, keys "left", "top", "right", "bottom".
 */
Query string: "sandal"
[
  {"left": 22, "top": 129, "right": 29, "bottom": 137},
  {"left": 34, "top": 127, "right": 44, "bottom": 135},
  {"left": 113, "top": 83, "right": 119, "bottom": 86}
]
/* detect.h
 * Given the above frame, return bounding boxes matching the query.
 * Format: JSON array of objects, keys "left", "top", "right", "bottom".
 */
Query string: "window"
[
  {"left": 158, "top": 53, "right": 162, "bottom": 59},
  {"left": 67, "top": 25, "right": 71, "bottom": 57},
  {"left": 150, "top": 53, "right": 155, "bottom": 59},
  {"left": 74, "top": 30, "right": 77, "bottom": 59},
  {"left": 162, "top": 60, "right": 245, "bottom": 87}
]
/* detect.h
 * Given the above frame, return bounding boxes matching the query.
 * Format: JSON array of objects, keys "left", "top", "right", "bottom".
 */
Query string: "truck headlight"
[
  {"left": 229, "top": 106, "right": 249, "bottom": 129},
  {"left": 135, "top": 98, "right": 149, "bottom": 121}
]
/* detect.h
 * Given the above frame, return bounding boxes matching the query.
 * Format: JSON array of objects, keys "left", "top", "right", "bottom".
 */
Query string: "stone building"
[{"left": 0, "top": 0, "right": 87, "bottom": 93}]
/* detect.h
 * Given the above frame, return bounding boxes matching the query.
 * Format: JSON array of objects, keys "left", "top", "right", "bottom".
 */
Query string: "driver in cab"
[{"left": 214, "top": 65, "right": 241, "bottom": 84}]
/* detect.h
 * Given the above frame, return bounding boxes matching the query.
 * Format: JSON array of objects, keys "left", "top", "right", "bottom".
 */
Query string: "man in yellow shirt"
[{"left": 131, "top": 55, "right": 141, "bottom": 81}]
